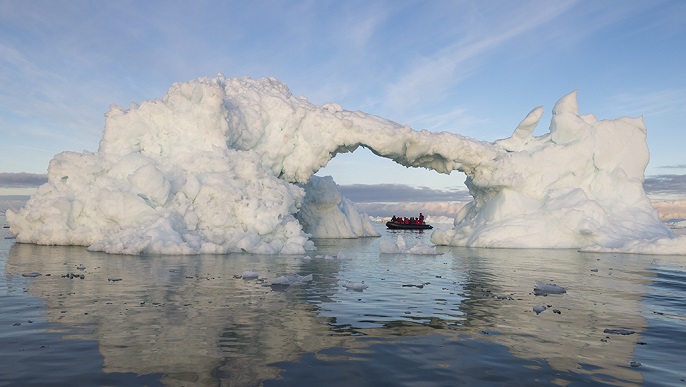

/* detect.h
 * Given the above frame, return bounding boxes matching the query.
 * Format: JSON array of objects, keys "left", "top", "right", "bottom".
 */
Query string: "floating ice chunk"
[
  {"left": 533, "top": 305, "right": 547, "bottom": 314},
  {"left": 270, "top": 274, "right": 313, "bottom": 285},
  {"left": 241, "top": 270, "right": 259, "bottom": 279},
  {"left": 533, "top": 281, "right": 566, "bottom": 296},
  {"left": 380, "top": 235, "right": 440, "bottom": 255},
  {"left": 406, "top": 243, "right": 440, "bottom": 255},
  {"left": 342, "top": 281, "right": 368, "bottom": 291}
]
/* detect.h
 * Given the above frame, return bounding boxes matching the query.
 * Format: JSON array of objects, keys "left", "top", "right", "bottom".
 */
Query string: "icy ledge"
[{"left": 7, "top": 75, "right": 686, "bottom": 254}]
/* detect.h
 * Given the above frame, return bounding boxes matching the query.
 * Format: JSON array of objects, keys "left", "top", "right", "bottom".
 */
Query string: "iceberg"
[{"left": 6, "top": 75, "right": 686, "bottom": 255}]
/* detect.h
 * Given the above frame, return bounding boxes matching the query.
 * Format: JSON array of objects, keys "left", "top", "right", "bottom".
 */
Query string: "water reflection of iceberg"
[
  {"left": 7, "top": 243, "right": 347, "bottom": 386},
  {"left": 7, "top": 240, "right": 650, "bottom": 385},
  {"left": 451, "top": 247, "right": 648, "bottom": 384}
]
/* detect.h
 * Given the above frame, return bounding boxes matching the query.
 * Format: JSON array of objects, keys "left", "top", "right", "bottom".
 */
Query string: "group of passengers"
[{"left": 390, "top": 213, "right": 425, "bottom": 225}]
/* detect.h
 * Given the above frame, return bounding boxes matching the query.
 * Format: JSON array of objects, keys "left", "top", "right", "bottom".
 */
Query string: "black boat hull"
[{"left": 386, "top": 221, "right": 433, "bottom": 230}]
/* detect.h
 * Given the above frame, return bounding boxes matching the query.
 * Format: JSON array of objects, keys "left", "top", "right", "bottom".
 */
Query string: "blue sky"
[{"left": 1, "top": 0, "right": 685, "bottom": 198}]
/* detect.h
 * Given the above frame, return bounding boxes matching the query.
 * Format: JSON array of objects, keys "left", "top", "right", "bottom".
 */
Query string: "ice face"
[{"left": 7, "top": 75, "right": 685, "bottom": 255}]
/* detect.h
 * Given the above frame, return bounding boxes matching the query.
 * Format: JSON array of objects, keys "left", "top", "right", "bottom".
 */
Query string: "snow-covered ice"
[
  {"left": 7, "top": 75, "right": 686, "bottom": 255},
  {"left": 297, "top": 175, "right": 378, "bottom": 238}
]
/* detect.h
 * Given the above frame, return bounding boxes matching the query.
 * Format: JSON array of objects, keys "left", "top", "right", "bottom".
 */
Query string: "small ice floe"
[
  {"left": 270, "top": 274, "right": 313, "bottom": 286},
  {"left": 321, "top": 253, "right": 353, "bottom": 260},
  {"left": 77, "top": 264, "right": 86, "bottom": 270},
  {"left": 533, "top": 281, "right": 566, "bottom": 296},
  {"left": 533, "top": 305, "right": 547, "bottom": 315},
  {"left": 342, "top": 281, "right": 368, "bottom": 291},
  {"left": 22, "top": 272, "right": 42, "bottom": 278},
  {"left": 334, "top": 252, "right": 353, "bottom": 260},
  {"left": 241, "top": 270, "right": 259, "bottom": 279},
  {"left": 380, "top": 235, "right": 441, "bottom": 255},
  {"left": 603, "top": 328, "right": 635, "bottom": 335}
]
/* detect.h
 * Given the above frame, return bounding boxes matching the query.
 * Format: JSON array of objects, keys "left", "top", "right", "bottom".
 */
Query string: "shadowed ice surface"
[{"left": 1, "top": 217, "right": 685, "bottom": 386}]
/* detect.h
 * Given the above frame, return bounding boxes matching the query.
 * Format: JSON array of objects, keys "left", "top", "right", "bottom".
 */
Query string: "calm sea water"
[{"left": 1, "top": 215, "right": 685, "bottom": 386}]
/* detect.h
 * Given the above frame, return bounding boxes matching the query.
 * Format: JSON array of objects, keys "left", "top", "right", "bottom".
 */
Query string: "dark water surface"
[{"left": 1, "top": 216, "right": 685, "bottom": 386}]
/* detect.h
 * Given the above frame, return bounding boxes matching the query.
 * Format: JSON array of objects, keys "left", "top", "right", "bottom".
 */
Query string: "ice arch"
[
  {"left": 96, "top": 76, "right": 499, "bottom": 184},
  {"left": 7, "top": 75, "right": 685, "bottom": 255}
]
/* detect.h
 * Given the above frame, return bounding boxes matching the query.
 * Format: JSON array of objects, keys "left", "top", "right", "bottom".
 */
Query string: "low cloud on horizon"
[
  {"left": 0, "top": 172, "right": 48, "bottom": 188},
  {"left": 643, "top": 174, "right": 686, "bottom": 198},
  {"left": 338, "top": 183, "right": 472, "bottom": 203},
  {"left": 1, "top": 172, "right": 684, "bottom": 202}
]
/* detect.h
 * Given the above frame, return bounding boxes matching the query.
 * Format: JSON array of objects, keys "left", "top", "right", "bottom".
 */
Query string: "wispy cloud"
[
  {"left": 381, "top": 1, "right": 575, "bottom": 116},
  {"left": 604, "top": 89, "right": 686, "bottom": 119}
]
